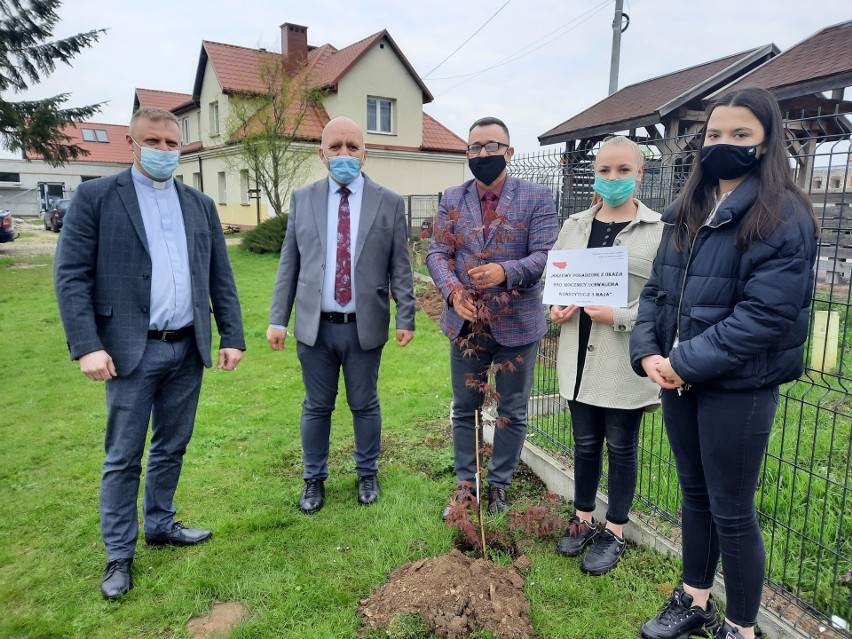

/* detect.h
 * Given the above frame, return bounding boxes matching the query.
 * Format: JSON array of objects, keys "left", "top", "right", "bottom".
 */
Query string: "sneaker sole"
[{"left": 640, "top": 623, "right": 717, "bottom": 639}]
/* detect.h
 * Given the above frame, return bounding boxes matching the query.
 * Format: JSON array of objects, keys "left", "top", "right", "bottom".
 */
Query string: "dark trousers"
[
  {"left": 296, "top": 319, "right": 384, "bottom": 481},
  {"left": 102, "top": 337, "right": 203, "bottom": 560},
  {"left": 662, "top": 385, "right": 779, "bottom": 628},
  {"left": 449, "top": 333, "right": 538, "bottom": 489},
  {"left": 567, "top": 400, "right": 643, "bottom": 525}
]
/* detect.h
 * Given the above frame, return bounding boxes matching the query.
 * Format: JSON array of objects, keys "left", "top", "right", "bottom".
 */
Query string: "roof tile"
[
  {"left": 25, "top": 122, "right": 133, "bottom": 164},
  {"left": 718, "top": 21, "right": 852, "bottom": 96},
  {"left": 540, "top": 49, "right": 764, "bottom": 142},
  {"left": 421, "top": 112, "right": 467, "bottom": 153},
  {"left": 135, "top": 88, "right": 193, "bottom": 111}
]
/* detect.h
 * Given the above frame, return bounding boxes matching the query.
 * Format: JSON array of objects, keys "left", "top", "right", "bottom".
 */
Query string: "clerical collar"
[{"left": 131, "top": 165, "right": 173, "bottom": 190}]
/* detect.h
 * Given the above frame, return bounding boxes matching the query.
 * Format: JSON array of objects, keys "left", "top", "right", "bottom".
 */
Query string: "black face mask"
[
  {"left": 469, "top": 155, "right": 507, "bottom": 186},
  {"left": 699, "top": 143, "right": 760, "bottom": 181}
]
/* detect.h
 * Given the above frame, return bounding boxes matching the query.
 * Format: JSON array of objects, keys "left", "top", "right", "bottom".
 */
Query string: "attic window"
[
  {"left": 81, "top": 128, "right": 109, "bottom": 143},
  {"left": 367, "top": 96, "right": 394, "bottom": 134}
]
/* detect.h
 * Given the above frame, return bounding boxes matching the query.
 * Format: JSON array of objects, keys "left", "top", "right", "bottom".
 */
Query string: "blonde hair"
[
  {"left": 591, "top": 135, "right": 644, "bottom": 205},
  {"left": 596, "top": 135, "right": 644, "bottom": 167}
]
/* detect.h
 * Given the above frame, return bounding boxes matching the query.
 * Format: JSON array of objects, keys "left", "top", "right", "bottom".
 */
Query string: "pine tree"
[{"left": 0, "top": 0, "right": 105, "bottom": 166}]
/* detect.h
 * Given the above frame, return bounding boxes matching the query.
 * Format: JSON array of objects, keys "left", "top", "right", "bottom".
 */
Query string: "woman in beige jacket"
[{"left": 550, "top": 136, "right": 662, "bottom": 575}]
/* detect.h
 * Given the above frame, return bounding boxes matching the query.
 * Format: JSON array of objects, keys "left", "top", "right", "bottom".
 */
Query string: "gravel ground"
[{"left": 0, "top": 217, "right": 59, "bottom": 258}]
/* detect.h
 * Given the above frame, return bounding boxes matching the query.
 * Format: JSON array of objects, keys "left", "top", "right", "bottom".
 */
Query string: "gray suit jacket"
[
  {"left": 54, "top": 168, "right": 245, "bottom": 377},
  {"left": 269, "top": 174, "right": 415, "bottom": 350}
]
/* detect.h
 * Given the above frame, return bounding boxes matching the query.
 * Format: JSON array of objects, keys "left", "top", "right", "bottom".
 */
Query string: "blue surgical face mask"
[
  {"left": 132, "top": 138, "right": 181, "bottom": 180},
  {"left": 593, "top": 175, "right": 636, "bottom": 207},
  {"left": 328, "top": 155, "right": 362, "bottom": 185}
]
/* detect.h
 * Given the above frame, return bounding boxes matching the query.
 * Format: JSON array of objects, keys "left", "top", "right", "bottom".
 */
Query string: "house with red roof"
[
  {"left": 135, "top": 22, "right": 468, "bottom": 227},
  {"left": 0, "top": 121, "right": 133, "bottom": 217}
]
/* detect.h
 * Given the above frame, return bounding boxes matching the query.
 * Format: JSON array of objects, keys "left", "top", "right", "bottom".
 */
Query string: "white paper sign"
[{"left": 543, "top": 247, "right": 629, "bottom": 307}]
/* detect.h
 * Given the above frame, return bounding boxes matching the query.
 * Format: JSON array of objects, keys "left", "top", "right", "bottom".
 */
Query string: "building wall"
[
  {"left": 0, "top": 158, "right": 128, "bottom": 217},
  {"left": 199, "top": 63, "right": 230, "bottom": 146},
  {"left": 175, "top": 143, "right": 465, "bottom": 228},
  {"left": 811, "top": 163, "right": 852, "bottom": 191},
  {"left": 332, "top": 37, "right": 425, "bottom": 148}
]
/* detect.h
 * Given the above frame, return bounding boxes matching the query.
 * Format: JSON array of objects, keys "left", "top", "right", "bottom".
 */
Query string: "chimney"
[{"left": 281, "top": 23, "right": 308, "bottom": 74}]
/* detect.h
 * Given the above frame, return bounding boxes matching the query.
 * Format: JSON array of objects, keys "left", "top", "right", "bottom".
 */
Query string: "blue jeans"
[
  {"left": 102, "top": 337, "right": 203, "bottom": 560},
  {"left": 449, "top": 332, "right": 538, "bottom": 489},
  {"left": 296, "top": 319, "right": 384, "bottom": 481},
  {"left": 662, "top": 385, "right": 779, "bottom": 628},
  {"left": 567, "top": 401, "right": 643, "bottom": 525}
]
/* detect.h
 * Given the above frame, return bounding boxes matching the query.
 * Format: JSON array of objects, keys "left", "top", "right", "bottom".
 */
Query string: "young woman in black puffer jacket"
[{"left": 630, "top": 87, "right": 818, "bottom": 639}]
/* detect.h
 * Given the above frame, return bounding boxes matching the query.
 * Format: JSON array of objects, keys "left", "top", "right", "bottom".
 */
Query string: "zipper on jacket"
[{"left": 673, "top": 215, "right": 733, "bottom": 346}]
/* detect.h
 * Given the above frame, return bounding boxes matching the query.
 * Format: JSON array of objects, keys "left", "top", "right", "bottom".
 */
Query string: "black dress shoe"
[
  {"left": 299, "top": 478, "right": 325, "bottom": 514},
  {"left": 357, "top": 475, "right": 380, "bottom": 505},
  {"left": 487, "top": 485, "right": 507, "bottom": 515},
  {"left": 145, "top": 521, "right": 212, "bottom": 547},
  {"left": 101, "top": 558, "right": 132, "bottom": 599}
]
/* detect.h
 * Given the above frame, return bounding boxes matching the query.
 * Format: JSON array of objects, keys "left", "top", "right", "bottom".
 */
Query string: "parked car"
[
  {"left": 0, "top": 210, "right": 16, "bottom": 243},
  {"left": 43, "top": 198, "right": 70, "bottom": 232}
]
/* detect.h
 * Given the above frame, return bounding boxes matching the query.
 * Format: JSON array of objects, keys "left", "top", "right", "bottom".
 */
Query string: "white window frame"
[
  {"left": 192, "top": 172, "right": 202, "bottom": 191},
  {"left": 366, "top": 96, "right": 394, "bottom": 134},
  {"left": 181, "top": 117, "right": 191, "bottom": 143},
  {"left": 209, "top": 101, "right": 220, "bottom": 135},
  {"left": 217, "top": 171, "right": 227, "bottom": 204},
  {"left": 240, "top": 170, "right": 250, "bottom": 205}
]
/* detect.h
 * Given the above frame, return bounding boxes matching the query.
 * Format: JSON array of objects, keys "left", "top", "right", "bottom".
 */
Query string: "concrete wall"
[{"left": 0, "top": 158, "right": 128, "bottom": 217}]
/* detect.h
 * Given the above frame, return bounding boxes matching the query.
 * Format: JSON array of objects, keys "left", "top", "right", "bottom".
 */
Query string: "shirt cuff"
[{"left": 269, "top": 324, "right": 287, "bottom": 331}]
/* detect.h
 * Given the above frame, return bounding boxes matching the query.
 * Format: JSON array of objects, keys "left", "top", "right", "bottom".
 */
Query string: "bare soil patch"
[
  {"left": 0, "top": 218, "right": 58, "bottom": 258},
  {"left": 358, "top": 549, "right": 534, "bottom": 639},
  {"left": 186, "top": 601, "right": 248, "bottom": 638},
  {"left": 415, "top": 278, "right": 444, "bottom": 323}
]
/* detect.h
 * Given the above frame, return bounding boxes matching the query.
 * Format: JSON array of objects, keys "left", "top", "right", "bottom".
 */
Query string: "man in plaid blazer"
[
  {"left": 427, "top": 116, "right": 558, "bottom": 517},
  {"left": 54, "top": 108, "right": 245, "bottom": 600}
]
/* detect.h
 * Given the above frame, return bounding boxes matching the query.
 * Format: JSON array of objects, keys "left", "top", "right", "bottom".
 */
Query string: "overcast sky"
[{"left": 7, "top": 0, "right": 848, "bottom": 158}]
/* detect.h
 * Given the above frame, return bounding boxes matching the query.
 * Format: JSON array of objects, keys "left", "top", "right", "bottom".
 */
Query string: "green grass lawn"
[{"left": 0, "top": 248, "right": 681, "bottom": 639}]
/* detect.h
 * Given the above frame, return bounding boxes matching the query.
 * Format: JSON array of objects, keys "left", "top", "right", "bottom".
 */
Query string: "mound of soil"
[
  {"left": 415, "top": 279, "right": 445, "bottom": 323},
  {"left": 357, "top": 549, "right": 534, "bottom": 639}
]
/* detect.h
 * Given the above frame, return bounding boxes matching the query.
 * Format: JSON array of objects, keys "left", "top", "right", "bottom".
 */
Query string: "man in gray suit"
[
  {"left": 267, "top": 116, "right": 415, "bottom": 514},
  {"left": 54, "top": 107, "right": 245, "bottom": 599}
]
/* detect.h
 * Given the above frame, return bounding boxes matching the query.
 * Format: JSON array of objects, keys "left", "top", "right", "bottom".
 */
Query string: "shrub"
[{"left": 241, "top": 214, "right": 288, "bottom": 254}]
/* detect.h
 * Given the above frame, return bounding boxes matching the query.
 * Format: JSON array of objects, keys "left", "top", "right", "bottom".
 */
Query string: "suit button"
[
  {"left": 141, "top": 307, "right": 148, "bottom": 313},
  {"left": 142, "top": 273, "right": 149, "bottom": 280},
  {"left": 587, "top": 345, "right": 594, "bottom": 352}
]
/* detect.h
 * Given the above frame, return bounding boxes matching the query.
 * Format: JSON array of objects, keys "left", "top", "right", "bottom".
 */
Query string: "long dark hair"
[{"left": 674, "top": 87, "right": 817, "bottom": 251}]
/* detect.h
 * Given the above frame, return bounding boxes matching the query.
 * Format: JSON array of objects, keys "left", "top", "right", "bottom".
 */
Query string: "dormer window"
[{"left": 81, "top": 128, "right": 109, "bottom": 143}]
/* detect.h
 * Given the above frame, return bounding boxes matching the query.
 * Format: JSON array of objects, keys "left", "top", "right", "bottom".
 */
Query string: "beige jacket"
[{"left": 553, "top": 199, "right": 663, "bottom": 410}]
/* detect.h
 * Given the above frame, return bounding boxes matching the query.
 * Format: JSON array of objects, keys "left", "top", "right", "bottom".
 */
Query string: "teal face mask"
[
  {"left": 593, "top": 175, "right": 636, "bottom": 207},
  {"left": 328, "top": 155, "right": 362, "bottom": 185}
]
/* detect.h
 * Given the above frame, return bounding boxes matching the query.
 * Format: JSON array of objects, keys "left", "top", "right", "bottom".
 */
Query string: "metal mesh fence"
[{"left": 512, "top": 109, "right": 852, "bottom": 637}]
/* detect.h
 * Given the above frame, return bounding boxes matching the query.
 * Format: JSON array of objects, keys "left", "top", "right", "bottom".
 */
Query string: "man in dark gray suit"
[
  {"left": 267, "top": 116, "right": 415, "bottom": 514},
  {"left": 54, "top": 107, "right": 245, "bottom": 600}
]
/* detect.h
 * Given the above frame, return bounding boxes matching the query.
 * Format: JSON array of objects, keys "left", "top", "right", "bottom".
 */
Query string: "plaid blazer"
[
  {"left": 54, "top": 169, "right": 245, "bottom": 377},
  {"left": 426, "top": 176, "right": 558, "bottom": 346}
]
